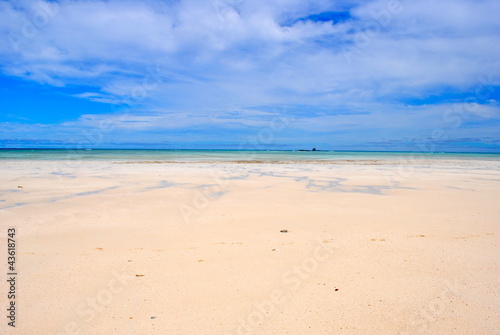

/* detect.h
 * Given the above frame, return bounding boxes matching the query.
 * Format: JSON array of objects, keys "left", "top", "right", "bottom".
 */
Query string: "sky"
[{"left": 0, "top": 0, "right": 499, "bottom": 152}]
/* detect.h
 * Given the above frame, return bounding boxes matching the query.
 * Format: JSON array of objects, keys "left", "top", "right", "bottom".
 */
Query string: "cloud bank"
[{"left": 0, "top": 0, "right": 499, "bottom": 151}]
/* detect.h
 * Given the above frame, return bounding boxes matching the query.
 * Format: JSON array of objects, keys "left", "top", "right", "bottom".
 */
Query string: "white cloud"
[{"left": 0, "top": 0, "right": 499, "bottom": 148}]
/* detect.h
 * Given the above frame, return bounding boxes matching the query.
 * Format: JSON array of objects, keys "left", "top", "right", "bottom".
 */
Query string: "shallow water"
[{"left": 1, "top": 149, "right": 500, "bottom": 162}]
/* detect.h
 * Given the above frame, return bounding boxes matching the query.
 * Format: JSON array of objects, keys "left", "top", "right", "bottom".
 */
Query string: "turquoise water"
[{"left": 1, "top": 149, "right": 500, "bottom": 162}]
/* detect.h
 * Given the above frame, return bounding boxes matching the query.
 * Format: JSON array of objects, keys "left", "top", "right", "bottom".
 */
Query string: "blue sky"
[{"left": 0, "top": 0, "right": 499, "bottom": 151}]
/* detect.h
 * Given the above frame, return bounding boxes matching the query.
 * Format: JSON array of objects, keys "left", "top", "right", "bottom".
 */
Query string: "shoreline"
[
  {"left": 112, "top": 159, "right": 500, "bottom": 166},
  {"left": 1, "top": 158, "right": 500, "bottom": 164}
]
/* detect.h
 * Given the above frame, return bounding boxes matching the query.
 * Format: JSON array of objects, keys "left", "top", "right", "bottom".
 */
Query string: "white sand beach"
[{"left": 0, "top": 160, "right": 499, "bottom": 334}]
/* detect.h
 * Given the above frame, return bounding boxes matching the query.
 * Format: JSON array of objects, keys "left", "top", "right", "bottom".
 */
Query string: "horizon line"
[{"left": 1, "top": 148, "right": 500, "bottom": 154}]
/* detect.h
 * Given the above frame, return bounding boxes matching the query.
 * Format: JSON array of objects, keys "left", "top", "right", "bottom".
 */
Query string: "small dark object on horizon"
[
  {"left": 280, "top": 229, "right": 288, "bottom": 233},
  {"left": 297, "top": 148, "right": 322, "bottom": 151}
]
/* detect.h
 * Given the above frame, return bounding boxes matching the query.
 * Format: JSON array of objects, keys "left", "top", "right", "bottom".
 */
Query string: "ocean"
[{"left": 1, "top": 149, "right": 500, "bottom": 162}]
